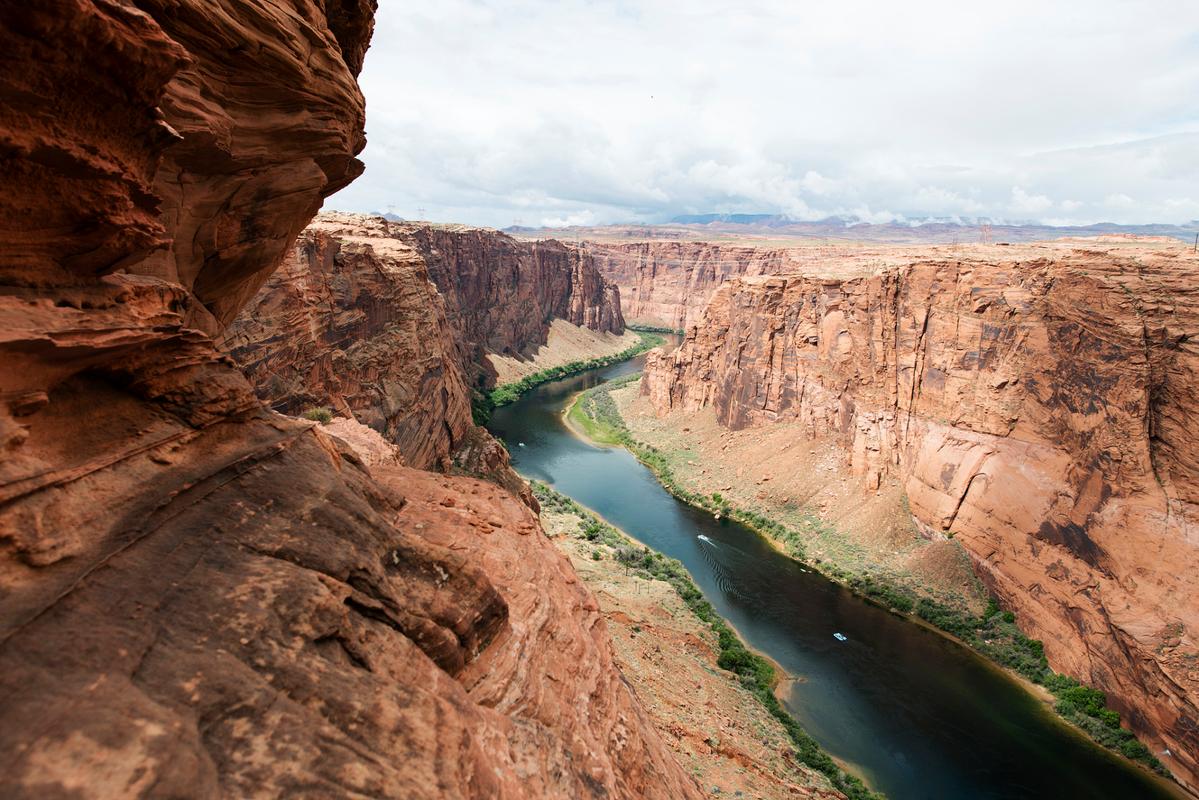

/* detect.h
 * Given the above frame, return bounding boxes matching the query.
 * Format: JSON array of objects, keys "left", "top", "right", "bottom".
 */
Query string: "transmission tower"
[{"left": 979, "top": 223, "right": 993, "bottom": 245}]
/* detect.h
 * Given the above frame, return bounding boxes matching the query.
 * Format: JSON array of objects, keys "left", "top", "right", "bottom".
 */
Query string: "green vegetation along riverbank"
[
  {"left": 627, "top": 323, "right": 685, "bottom": 335},
  {"left": 532, "top": 481, "right": 884, "bottom": 800},
  {"left": 472, "top": 331, "right": 663, "bottom": 425},
  {"left": 566, "top": 372, "right": 1171, "bottom": 779}
]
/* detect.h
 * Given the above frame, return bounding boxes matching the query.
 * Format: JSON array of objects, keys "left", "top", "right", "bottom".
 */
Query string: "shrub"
[
  {"left": 471, "top": 390, "right": 494, "bottom": 425},
  {"left": 302, "top": 406, "right": 333, "bottom": 423}
]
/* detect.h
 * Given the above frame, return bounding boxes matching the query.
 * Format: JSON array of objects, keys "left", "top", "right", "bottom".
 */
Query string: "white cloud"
[
  {"left": 1104, "top": 193, "right": 1136, "bottom": 208},
  {"left": 1010, "top": 187, "right": 1053, "bottom": 216},
  {"left": 330, "top": 1, "right": 1199, "bottom": 227}
]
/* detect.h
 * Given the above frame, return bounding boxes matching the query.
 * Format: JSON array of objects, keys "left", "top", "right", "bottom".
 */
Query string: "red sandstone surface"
[
  {"left": 642, "top": 239, "right": 1199, "bottom": 791},
  {"left": 588, "top": 241, "right": 793, "bottom": 329},
  {"left": 588, "top": 239, "right": 945, "bottom": 331},
  {"left": 408, "top": 224, "right": 625, "bottom": 388},
  {"left": 222, "top": 214, "right": 475, "bottom": 471},
  {"left": 0, "top": 3, "right": 699, "bottom": 797}
]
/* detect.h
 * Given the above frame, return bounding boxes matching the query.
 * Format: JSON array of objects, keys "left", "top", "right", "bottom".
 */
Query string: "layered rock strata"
[
  {"left": 222, "top": 214, "right": 474, "bottom": 471},
  {"left": 223, "top": 212, "right": 626, "bottom": 478},
  {"left": 408, "top": 223, "right": 625, "bottom": 387},
  {"left": 587, "top": 241, "right": 796, "bottom": 329},
  {"left": 0, "top": 3, "right": 698, "bottom": 797},
  {"left": 644, "top": 242, "right": 1199, "bottom": 792}
]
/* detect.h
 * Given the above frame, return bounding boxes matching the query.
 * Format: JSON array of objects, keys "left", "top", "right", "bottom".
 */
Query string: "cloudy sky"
[{"left": 329, "top": 1, "right": 1199, "bottom": 228}]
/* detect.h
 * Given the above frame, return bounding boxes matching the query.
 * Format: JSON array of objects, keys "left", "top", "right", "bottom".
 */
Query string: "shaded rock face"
[
  {"left": 0, "top": 3, "right": 698, "bottom": 798},
  {"left": 224, "top": 213, "right": 625, "bottom": 478},
  {"left": 222, "top": 217, "right": 475, "bottom": 471},
  {"left": 132, "top": 0, "right": 374, "bottom": 333},
  {"left": 644, "top": 247, "right": 1199, "bottom": 791},
  {"left": 588, "top": 241, "right": 793, "bottom": 330},
  {"left": 407, "top": 224, "right": 625, "bottom": 387}
]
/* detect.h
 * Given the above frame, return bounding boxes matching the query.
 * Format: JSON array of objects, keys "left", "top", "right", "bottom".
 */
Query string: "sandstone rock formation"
[
  {"left": 222, "top": 214, "right": 475, "bottom": 471},
  {"left": 223, "top": 212, "right": 626, "bottom": 473},
  {"left": 408, "top": 223, "right": 625, "bottom": 388},
  {"left": 0, "top": 3, "right": 699, "bottom": 797},
  {"left": 587, "top": 241, "right": 796, "bottom": 329},
  {"left": 643, "top": 241, "right": 1199, "bottom": 792}
]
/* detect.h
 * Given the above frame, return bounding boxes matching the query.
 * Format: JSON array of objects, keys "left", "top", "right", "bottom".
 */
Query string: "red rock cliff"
[
  {"left": 588, "top": 241, "right": 795, "bottom": 329},
  {"left": 644, "top": 242, "right": 1199, "bottom": 792},
  {"left": 223, "top": 212, "right": 625, "bottom": 471},
  {"left": 0, "top": 3, "right": 699, "bottom": 797},
  {"left": 406, "top": 224, "right": 625, "bottom": 387},
  {"left": 221, "top": 214, "right": 475, "bottom": 471}
]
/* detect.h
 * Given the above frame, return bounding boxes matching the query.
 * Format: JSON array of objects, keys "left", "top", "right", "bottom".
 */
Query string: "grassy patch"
[
  {"left": 533, "top": 482, "right": 883, "bottom": 800},
  {"left": 567, "top": 372, "right": 639, "bottom": 444},
  {"left": 568, "top": 376, "right": 1170, "bottom": 779}
]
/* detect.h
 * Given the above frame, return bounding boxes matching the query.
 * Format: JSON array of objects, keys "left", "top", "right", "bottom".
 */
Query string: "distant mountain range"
[
  {"left": 661, "top": 214, "right": 1199, "bottom": 243},
  {"left": 669, "top": 213, "right": 785, "bottom": 225}
]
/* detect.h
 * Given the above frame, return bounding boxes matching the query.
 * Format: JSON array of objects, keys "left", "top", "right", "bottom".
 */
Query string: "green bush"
[
  {"left": 471, "top": 390, "right": 494, "bottom": 425},
  {"left": 301, "top": 406, "right": 333, "bottom": 423}
]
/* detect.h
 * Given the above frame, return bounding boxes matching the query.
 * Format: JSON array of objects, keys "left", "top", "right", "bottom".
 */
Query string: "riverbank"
[
  {"left": 534, "top": 481, "right": 880, "bottom": 800},
  {"left": 627, "top": 322, "right": 685, "bottom": 335},
  {"left": 568, "top": 372, "right": 1175, "bottom": 783},
  {"left": 474, "top": 331, "right": 663, "bottom": 423},
  {"left": 487, "top": 320, "right": 643, "bottom": 385}
]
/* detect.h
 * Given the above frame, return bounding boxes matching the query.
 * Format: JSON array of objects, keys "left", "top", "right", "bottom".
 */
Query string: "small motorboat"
[
  {"left": 833, "top": 632, "right": 848, "bottom": 642},
  {"left": 697, "top": 534, "right": 712, "bottom": 544},
  {"left": 517, "top": 442, "right": 526, "bottom": 447}
]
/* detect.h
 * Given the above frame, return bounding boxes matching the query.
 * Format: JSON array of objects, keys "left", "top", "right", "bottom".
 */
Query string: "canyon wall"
[
  {"left": 587, "top": 241, "right": 794, "bottom": 330},
  {"left": 223, "top": 212, "right": 625, "bottom": 473},
  {"left": 221, "top": 214, "right": 473, "bottom": 471},
  {"left": 409, "top": 225, "right": 625, "bottom": 388},
  {"left": 643, "top": 243, "right": 1199, "bottom": 791},
  {"left": 0, "top": 3, "right": 698, "bottom": 798}
]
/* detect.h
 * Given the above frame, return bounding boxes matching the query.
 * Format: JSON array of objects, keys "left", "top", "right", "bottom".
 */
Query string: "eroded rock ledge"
[
  {"left": 0, "top": 3, "right": 698, "bottom": 797},
  {"left": 643, "top": 241, "right": 1199, "bottom": 791}
]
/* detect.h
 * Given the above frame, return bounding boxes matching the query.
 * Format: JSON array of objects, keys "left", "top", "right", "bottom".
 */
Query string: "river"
[{"left": 486, "top": 350, "right": 1180, "bottom": 800}]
